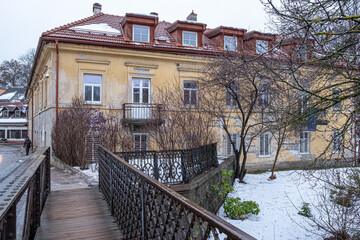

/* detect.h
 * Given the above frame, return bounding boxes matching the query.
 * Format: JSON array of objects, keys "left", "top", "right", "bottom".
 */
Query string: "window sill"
[
  {"left": 84, "top": 102, "right": 103, "bottom": 106},
  {"left": 258, "top": 155, "right": 271, "bottom": 158}
]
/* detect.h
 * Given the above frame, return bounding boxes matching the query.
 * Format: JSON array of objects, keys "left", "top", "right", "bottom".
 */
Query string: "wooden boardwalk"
[{"left": 35, "top": 188, "right": 123, "bottom": 240}]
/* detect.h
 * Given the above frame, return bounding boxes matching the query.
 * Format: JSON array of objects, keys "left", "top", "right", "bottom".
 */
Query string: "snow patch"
[
  {"left": 0, "top": 92, "right": 16, "bottom": 100},
  {"left": 70, "top": 23, "right": 121, "bottom": 36}
]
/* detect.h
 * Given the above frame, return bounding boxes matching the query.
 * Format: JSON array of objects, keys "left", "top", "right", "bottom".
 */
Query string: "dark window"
[
  {"left": 2, "top": 110, "right": 8, "bottom": 118},
  {"left": 184, "top": 81, "right": 198, "bottom": 107},
  {"left": 0, "top": 130, "right": 5, "bottom": 139},
  {"left": 226, "top": 82, "right": 238, "bottom": 108},
  {"left": 259, "top": 85, "right": 270, "bottom": 107},
  {"left": 332, "top": 89, "right": 341, "bottom": 111}
]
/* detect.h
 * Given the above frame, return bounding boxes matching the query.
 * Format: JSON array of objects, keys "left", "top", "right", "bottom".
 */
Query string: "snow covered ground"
[{"left": 218, "top": 170, "right": 329, "bottom": 240}]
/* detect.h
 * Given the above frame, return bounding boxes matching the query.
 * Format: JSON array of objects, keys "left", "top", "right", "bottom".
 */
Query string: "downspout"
[
  {"left": 31, "top": 88, "right": 34, "bottom": 150},
  {"left": 55, "top": 40, "right": 59, "bottom": 124},
  {"left": 354, "top": 86, "right": 357, "bottom": 166}
]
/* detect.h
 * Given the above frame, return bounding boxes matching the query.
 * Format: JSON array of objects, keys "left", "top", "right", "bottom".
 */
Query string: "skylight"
[{"left": 70, "top": 23, "right": 121, "bottom": 36}]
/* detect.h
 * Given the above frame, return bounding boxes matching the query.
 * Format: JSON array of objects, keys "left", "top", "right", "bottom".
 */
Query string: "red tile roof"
[{"left": 42, "top": 13, "right": 220, "bottom": 52}]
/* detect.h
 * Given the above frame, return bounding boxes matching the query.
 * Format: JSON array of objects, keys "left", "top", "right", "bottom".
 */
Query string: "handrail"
[
  {"left": 99, "top": 146, "right": 256, "bottom": 240},
  {"left": 115, "top": 143, "right": 218, "bottom": 184},
  {"left": 0, "top": 147, "right": 51, "bottom": 240}
]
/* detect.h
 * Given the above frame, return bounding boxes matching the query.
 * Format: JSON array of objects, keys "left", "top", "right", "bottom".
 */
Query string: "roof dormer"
[
  {"left": 205, "top": 26, "right": 247, "bottom": 51},
  {"left": 167, "top": 11, "right": 206, "bottom": 48},
  {"left": 121, "top": 13, "right": 159, "bottom": 43},
  {"left": 244, "top": 31, "right": 277, "bottom": 54},
  {"left": 280, "top": 37, "right": 315, "bottom": 61}
]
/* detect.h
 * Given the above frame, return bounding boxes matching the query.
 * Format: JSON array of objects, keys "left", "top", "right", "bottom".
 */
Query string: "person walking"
[{"left": 23, "top": 136, "right": 32, "bottom": 156}]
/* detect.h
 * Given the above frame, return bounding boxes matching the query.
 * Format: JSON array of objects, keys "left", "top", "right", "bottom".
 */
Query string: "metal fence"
[
  {"left": 0, "top": 147, "right": 50, "bottom": 240},
  {"left": 99, "top": 146, "right": 256, "bottom": 240},
  {"left": 115, "top": 143, "right": 218, "bottom": 184}
]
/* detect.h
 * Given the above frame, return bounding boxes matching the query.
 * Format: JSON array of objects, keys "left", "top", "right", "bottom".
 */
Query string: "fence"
[
  {"left": 0, "top": 147, "right": 50, "bottom": 240},
  {"left": 99, "top": 146, "right": 256, "bottom": 240},
  {"left": 115, "top": 143, "right": 218, "bottom": 184}
]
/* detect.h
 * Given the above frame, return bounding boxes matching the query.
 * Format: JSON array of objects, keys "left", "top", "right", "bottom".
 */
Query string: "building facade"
[{"left": 26, "top": 4, "right": 354, "bottom": 165}]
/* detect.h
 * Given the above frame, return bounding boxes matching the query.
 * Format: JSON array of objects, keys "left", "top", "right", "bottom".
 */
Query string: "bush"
[
  {"left": 223, "top": 197, "right": 260, "bottom": 220},
  {"left": 212, "top": 169, "right": 234, "bottom": 199},
  {"left": 298, "top": 202, "right": 312, "bottom": 217},
  {"left": 52, "top": 97, "right": 91, "bottom": 169}
]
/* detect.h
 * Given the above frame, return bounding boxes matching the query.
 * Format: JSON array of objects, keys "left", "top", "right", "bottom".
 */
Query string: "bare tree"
[
  {"left": 0, "top": 48, "right": 35, "bottom": 87},
  {"left": 201, "top": 52, "right": 271, "bottom": 182},
  {"left": 148, "top": 80, "right": 217, "bottom": 151}
]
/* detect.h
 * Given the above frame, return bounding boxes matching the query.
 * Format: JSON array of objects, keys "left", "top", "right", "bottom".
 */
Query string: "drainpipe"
[
  {"left": 56, "top": 40, "right": 59, "bottom": 124},
  {"left": 31, "top": 88, "right": 34, "bottom": 150}
]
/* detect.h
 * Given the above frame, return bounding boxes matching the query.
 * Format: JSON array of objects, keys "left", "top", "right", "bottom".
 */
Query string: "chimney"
[
  {"left": 186, "top": 10, "right": 197, "bottom": 21},
  {"left": 150, "top": 12, "right": 158, "bottom": 17},
  {"left": 93, "top": 3, "right": 102, "bottom": 15}
]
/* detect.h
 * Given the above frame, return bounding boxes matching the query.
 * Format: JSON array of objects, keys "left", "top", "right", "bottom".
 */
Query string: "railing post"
[
  {"left": 122, "top": 103, "right": 126, "bottom": 121},
  {"left": 140, "top": 179, "right": 146, "bottom": 240},
  {"left": 110, "top": 154, "right": 114, "bottom": 215},
  {"left": 153, "top": 153, "right": 159, "bottom": 181},
  {"left": 181, "top": 151, "right": 189, "bottom": 183},
  {"left": 4, "top": 205, "right": 16, "bottom": 240}
]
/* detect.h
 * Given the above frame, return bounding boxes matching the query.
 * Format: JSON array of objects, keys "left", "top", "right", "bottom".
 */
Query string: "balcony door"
[{"left": 132, "top": 78, "right": 151, "bottom": 119}]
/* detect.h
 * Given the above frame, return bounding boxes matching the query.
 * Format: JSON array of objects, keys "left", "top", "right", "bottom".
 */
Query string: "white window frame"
[
  {"left": 259, "top": 85, "right": 270, "bottom": 107},
  {"left": 256, "top": 40, "right": 268, "bottom": 54},
  {"left": 259, "top": 132, "right": 271, "bottom": 157},
  {"left": 182, "top": 31, "right": 197, "bottom": 47},
  {"left": 133, "top": 25, "right": 150, "bottom": 42},
  {"left": 332, "top": 130, "right": 343, "bottom": 153},
  {"left": 226, "top": 133, "right": 239, "bottom": 156},
  {"left": 2, "top": 109, "right": 8, "bottom": 118},
  {"left": 132, "top": 133, "right": 149, "bottom": 152},
  {"left": 84, "top": 74, "right": 102, "bottom": 104},
  {"left": 14, "top": 110, "right": 20, "bottom": 118},
  {"left": 299, "top": 131, "right": 310, "bottom": 154},
  {"left": 296, "top": 46, "right": 307, "bottom": 60},
  {"left": 226, "top": 82, "right": 238, "bottom": 108},
  {"left": 224, "top": 36, "right": 237, "bottom": 51},
  {"left": 183, "top": 81, "right": 198, "bottom": 107},
  {"left": 298, "top": 90, "right": 309, "bottom": 114}
]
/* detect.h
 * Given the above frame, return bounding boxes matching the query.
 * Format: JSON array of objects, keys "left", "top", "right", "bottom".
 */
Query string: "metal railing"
[
  {"left": 115, "top": 143, "right": 218, "bottom": 184},
  {"left": 0, "top": 147, "right": 50, "bottom": 240},
  {"left": 99, "top": 146, "right": 256, "bottom": 240},
  {"left": 122, "top": 103, "right": 164, "bottom": 123}
]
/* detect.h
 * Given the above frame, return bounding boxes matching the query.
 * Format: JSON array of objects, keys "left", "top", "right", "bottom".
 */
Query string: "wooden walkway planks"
[{"left": 35, "top": 187, "right": 123, "bottom": 240}]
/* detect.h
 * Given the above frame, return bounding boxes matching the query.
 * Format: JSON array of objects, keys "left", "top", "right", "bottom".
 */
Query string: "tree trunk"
[
  {"left": 239, "top": 137, "right": 247, "bottom": 183},
  {"left": 269, "top": 145, "right": 281, "bottom": 180}
]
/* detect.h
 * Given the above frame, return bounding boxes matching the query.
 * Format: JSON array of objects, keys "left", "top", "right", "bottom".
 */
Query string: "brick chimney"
[
  {"left": 93, "top": 3, "right": 102, "bottom": 15},
  {"left": 186, "top": 10, "right": 197, "bottom": 21}
]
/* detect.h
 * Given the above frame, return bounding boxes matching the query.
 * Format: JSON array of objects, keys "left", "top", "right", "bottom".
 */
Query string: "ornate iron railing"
[
  {"left": 99, "top": 146, "right": 256, "bottom": 240},
  {"left": 115, "top": 143, "right": 218, "bottom": 184},
  {"left": 0, "top": 147, "right": 50, "bottom": 240},
  {"left": 122, "top": 103, "right": 164, "bottom": 124}
]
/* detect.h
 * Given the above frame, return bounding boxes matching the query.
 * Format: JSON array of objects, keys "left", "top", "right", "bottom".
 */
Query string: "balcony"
[{"left": 122, "top": 103, "right": 164, "bottom": 127}]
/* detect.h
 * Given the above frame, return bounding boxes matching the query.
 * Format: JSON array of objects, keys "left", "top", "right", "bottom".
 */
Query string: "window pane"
[
  {"left": 184, "top": 90, "right": 190, "bottom": 105},
  {"left": 190, "top": 90, "right": 197, "bottom": 106},
  {"left": 133, "top": 88, "right": 140, "bottom": 103},
  {"left": 256, "top": 40, "right": 268, "bottom": 54},
  {"left": 93, "top": 86, "right": 101, "bottom": 102},
  {"left": 22, "top": 130, "right": 28, "bottom": 138},
  {"left": 133, "top": 79, "right": 140, "bottom": 87},
  {"left": 142, "top": 80, "right": 149, "bottom": 87},
  {"left": 142, "top": 88, "right": 149, "bottom": 103},
  {"left": 84, "top": 74, "right": 102, "bottom": 84},
  {"left": 224, "top": 36, "right": 237, "bottom": 51},
  {"left": 0, "top": 130, "right": 5, "bottom": 139},
  {"left": 85, "top": 86, "right": 92, "bottom": 101}
]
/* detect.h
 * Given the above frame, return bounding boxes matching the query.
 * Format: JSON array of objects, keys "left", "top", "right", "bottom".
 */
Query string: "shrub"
[
  {"left": 212, "top": 169, "right": 234, "bottom": 199},
  {"left": 223, "top": 197, "right": 260, "bottom": 220},
  {"left": 298, "top": 202, "right": 312, "bottom": 217}
]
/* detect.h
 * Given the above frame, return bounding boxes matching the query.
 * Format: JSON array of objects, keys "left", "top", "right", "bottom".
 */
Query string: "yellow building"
[{"left": 26, "top": 3, "right": 355, "bottom": 166}]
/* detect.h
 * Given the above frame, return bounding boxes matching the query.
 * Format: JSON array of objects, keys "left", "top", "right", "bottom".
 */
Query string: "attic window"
[
  {"left": 256, "top": 40, "right": 268, "bottom": 54},
  {"left": 183, "top": 31, "right": 197, "bottom": 47},
  {"left": 224, "top": 36, "right": 237, "bottom": 51},
  {"left": 2, "top": 110, "right": 8, "bottom": 118},
  {"left": 70, "top": 23, "right": 121, "bottom": 36},
  {"left": 133, "top": 25, "right": 150, "bottom": 42}
]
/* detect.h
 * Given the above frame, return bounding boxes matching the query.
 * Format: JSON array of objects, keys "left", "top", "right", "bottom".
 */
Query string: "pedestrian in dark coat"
[{"left": 23, "top": 137, "right": 32, "bottom": 156}]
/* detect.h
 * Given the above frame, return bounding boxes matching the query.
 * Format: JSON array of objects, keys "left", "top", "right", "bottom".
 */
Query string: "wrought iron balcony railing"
[
  {"left": 122, "top": 103, "right": 164, "bottom": 125},
  {"left": 115, "top": 143, "right": 218, "bottom": 185}
]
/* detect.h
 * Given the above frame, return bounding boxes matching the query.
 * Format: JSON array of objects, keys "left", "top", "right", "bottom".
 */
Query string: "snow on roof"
[
  {"left": 0, "top": 92, "right": 16, "bottom": 100},
  {"left": 127, "top": 13, "right": 158, "bottom": 18},
  {"left": 70, "top": 23, "right": 121, "bottom": 36},
  {"left": 0, "top": 118, "right": 27, "bottom": 123}
]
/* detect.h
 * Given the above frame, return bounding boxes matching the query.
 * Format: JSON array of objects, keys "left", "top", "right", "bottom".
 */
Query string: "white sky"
[{"left": 0, "top": 0, "right": 277, "bottom": 62}]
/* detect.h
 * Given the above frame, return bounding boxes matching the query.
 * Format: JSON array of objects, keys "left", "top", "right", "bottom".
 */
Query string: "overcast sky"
[{"left": 0, "top": 0, "right": 277, "bottom": 62}]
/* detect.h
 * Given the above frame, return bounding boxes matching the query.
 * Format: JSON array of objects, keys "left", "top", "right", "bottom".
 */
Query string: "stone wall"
[{"left": 171, "top": 156, "right": 236, "bottom": 214}]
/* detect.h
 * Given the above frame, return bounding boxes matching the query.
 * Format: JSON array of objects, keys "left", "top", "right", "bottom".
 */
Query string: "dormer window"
[
  {"left": 2, "top": 110, "right": 8, "bottom": 118},
  {"left": 297, "top": 46, "right": 307, "bottom": 60},
  {"left": 183, "top": 31, "right": 197, "bottom": 47},
  {"left": 256, "top": 40, "right": 268, "bottom": 54},
  {"left": 133, "top": 25, "right": 150, "bottom": 42},
  {"left": 224, "top": 36, "right": 237, "bottom": 51},
  {"left": 15, "top": 110, "right": 20, "bottom": 118}
]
